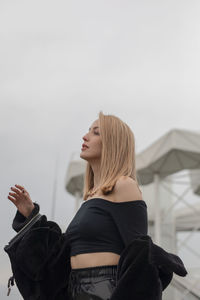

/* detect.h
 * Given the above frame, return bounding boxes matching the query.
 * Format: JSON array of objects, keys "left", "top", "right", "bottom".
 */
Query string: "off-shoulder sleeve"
[{"left": 109, "top": 200, "right": 148, "bottom": 247}]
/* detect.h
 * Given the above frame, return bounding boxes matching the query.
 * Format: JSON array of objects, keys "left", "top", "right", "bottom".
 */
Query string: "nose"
[
  {"left": 82, "top": 129, "right": 91, "bottom": 141},
  {"left": 82, "top": 133, "right": 89, "bottom": 141}
]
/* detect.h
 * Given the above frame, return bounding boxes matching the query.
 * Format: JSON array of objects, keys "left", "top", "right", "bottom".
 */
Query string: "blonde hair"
[{"left": 83, "top": 111, "right": 139, "bottom": 200}]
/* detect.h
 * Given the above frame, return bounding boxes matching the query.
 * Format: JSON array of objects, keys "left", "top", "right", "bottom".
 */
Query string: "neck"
[{"left": 90, "top": 160, "right": 101, "bottom": 189}]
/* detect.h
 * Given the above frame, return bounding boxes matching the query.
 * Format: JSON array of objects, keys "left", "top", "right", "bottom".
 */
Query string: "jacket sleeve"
[
  {"left": 110, "top": 235, "right": 188, "bottom": 300},
  {"left": 12, "top": 202, "right": 42, "bottom": 232},
  {"left": 6, "top": 202, "right": 70, "bottom": 281},
  {"left": 4, "top": 203, "right": 71, "bottom": 299}
]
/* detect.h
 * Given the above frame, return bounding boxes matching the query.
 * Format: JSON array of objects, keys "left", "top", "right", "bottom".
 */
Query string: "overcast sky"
[{"left": 1, "top": 0, "right": 200, "bottom": 298}]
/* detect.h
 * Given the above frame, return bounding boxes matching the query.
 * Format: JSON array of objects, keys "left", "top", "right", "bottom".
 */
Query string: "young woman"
[{"left": 8, "top": 111, "right": 147, "bottom": 300}]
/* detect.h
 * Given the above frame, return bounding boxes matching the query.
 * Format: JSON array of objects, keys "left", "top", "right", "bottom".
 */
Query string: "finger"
[
  {"left": 15, "top": 184, "right": 25, "bottom": 191},
  {"left": 10, "top": 187, "right": 22, "bottom": 195},
  {"left": 8, "top": 195, "right": 17, "bottom": 203},
  {"left": 9, "top": 192, "right": 20, "bottom": 200}
]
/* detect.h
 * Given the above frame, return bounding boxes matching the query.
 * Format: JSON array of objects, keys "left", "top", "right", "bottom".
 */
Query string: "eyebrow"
[{"left": 89, "top": 126, "right": 99, "bottom": 131}]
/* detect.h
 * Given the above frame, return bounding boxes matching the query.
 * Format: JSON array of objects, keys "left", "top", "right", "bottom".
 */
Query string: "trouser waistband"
[{"left": 70, "top": 264, "right": 117, "bottom": 279}]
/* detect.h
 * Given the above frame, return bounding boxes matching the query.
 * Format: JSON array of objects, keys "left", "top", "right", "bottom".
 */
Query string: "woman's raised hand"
[{"left": 8, "top": 184, "right": 35, "bottom": 218}]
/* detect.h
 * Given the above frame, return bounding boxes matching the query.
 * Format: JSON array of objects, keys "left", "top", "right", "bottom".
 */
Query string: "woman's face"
[{"left": 80, "top": 119, "right": 102, "bottom": 162}]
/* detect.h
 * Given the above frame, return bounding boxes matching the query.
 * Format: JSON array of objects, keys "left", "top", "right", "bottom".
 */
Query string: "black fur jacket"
[{"left": 4, "top": 203, "right": 187, "bottom": 300}]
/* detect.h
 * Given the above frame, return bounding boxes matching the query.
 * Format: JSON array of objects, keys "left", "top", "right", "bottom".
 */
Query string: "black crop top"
[{"left": 65, "top": 198, "right": 148, "bottom": 256}]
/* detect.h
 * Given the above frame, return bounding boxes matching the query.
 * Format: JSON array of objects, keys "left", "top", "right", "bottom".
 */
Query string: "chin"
[{"left": 80, "top": 153, "right": 89, "bottom": 161}]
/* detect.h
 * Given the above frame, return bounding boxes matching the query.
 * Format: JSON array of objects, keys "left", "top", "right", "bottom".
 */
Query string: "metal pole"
[
  {"left": 74, "top": 191, "right": 81, "bottom": 214},
  {"left": 154, "top": 173, "right": 161, "bottom": 245},
  {"left": 51, "top": 153, "right": 59, "bottom": 220}
]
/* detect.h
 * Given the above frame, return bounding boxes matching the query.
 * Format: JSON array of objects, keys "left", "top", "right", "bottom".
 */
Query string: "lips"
[
  {"left": 81, "top": 143, "right": 89, "bottom": 151},
  {"left": 82, "top": 143, "right": 89, "bottom": 148}
]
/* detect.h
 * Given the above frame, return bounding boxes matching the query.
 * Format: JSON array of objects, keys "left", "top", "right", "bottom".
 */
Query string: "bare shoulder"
[{"left": 113, "top": 176, "right": 143, "bottom": 202}]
